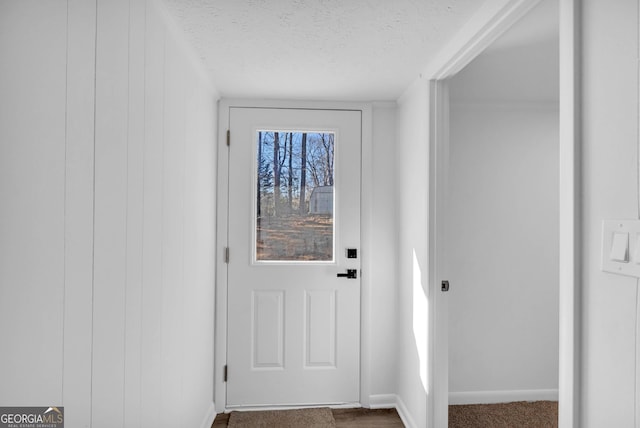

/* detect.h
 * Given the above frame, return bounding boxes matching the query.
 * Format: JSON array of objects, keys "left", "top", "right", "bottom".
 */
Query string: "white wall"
[
  {"left": 447, "top": 103, "right": 559, "bottom": 401},
  {"left": 369, "top": 104, "right": 399, "bottom": 402},
  {"left": 581, "top": 0, "right": 639, "bottom": 426},
  {"left": 393, "top": 1, "right": 640, "bottom": 426},
  {"left": 393, "top": 1, "right": 561, "bottom": 422},
  {"left": 0, "top": 1, "right": 218, "bottom": 427},
  {"left": 395, "top": 79, "right": 431, "bottom": 428}
]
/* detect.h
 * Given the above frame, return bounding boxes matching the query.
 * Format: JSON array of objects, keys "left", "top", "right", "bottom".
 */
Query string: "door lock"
[
  {"left": 441, "top": 280, "right": 450, "bottom": 292},
  {"left": 337, "top": 269, "right": 358, "bottom": 279}
]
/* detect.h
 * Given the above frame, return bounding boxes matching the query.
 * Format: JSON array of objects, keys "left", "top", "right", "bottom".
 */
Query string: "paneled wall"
[
  {"left": 0, "top": 1, "right": 67, "bottom": 405},
  {"left": 0, "top": 1, "right": 218, "bottom": 427}
]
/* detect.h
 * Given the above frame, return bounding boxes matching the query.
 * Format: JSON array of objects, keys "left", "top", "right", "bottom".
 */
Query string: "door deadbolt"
[{"left": 441, "top": 280, "right": 450, "bottom": 292}]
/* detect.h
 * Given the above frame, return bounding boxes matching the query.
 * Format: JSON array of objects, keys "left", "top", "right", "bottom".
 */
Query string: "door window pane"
[{"left": 256, "top": 131, "right": 335, "bottom": 261}]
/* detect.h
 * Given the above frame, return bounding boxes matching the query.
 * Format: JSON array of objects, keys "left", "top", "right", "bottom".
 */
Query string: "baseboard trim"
[
  {"left": 368, "top": 394, "right": 397, "bottom": 409},
  {"left": 449, "top": 389, "right": 559, "bottom": 405},
  {"left": 395, "top": 395, "right": 418, "bottom": 428},
  {"left": 199, "top": 402, "right": 217, "bottom": 428}
]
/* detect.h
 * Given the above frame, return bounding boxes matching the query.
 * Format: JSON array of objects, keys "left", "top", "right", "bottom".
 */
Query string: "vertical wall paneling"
[
  {"left": 140, "top": 2, "right": 165, "bottom": 426},
  {"left": 63, "top": 0, "right": 97, "bottom": 425},
  {"left": 161, "top": 32, "right": 187, "bottom": 427},
  {"left": 182, "top": 60, "right": 217, "bottom": 423},
  {"left": 197, "top": 90, "right": 217, "bottom": 420},
  {"left": 92, "top": 0, "right": 130, "bottom": 423},
  {"left": 182, "top": 71, "right": 198, "bottom": 424},
  {"left": 182, "top": 67, "right": 207, "bottom": 422},
  {"left": 0, "top": 0, "right": 218, "bottom": 425},
  {"left": 175, "top": 13, "right": 218, "bottom": 420},
  {"left": 124, "top": 0, "right": 146, "bottom": 426},
  {"left": 0, "top": 1, "right": 67, "bottom": 404}
]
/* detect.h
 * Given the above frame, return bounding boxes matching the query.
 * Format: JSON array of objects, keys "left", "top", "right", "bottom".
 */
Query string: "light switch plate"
[{"left": 602, "top": 219, "right": 640, "bottom": 277}]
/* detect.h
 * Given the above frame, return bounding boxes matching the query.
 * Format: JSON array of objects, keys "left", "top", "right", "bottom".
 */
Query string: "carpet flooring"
[{"left": 449, "top": 400, "right": 558, "bottom": 427}]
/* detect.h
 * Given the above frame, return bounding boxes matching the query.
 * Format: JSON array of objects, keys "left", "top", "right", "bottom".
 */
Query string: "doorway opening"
[
  {"left": 447, "top": 0, "right": 560, "bottom": 411},
  {"left": 428, "top": 0, "right": 579, "bottom": 426}
]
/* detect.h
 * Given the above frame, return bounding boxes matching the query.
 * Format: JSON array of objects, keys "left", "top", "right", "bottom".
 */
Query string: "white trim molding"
[
  {"left": 395, "top": 395, "right": 419, "bottom": 428},
  {"left": 368, "top": 394, "right": 397, "bottom": 409},
  {"left": 449, "top": 389, "right": 560, "bottom": 406},
  {"left": 199, "top": 403, "right": 217, "bottom": 428},
  {"left": 558, "top": 1, "right": 582, "bottom": 427},
  {"left": 423, "top": 0, "right": 542, "bottom": 80}
]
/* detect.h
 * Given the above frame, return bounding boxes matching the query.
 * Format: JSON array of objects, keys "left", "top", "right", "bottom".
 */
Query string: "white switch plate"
[{"left": 602, "top": 219, "right": 640, "bottom": 277}]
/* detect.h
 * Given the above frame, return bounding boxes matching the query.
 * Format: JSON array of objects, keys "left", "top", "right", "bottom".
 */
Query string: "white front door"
[{"left": 225, "top": 107, "right": 362, "bottom": 407}]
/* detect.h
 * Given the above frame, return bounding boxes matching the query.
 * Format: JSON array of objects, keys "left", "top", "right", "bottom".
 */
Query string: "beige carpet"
[
  {"left": 449, "top": 401, "right": 558, "bottom": 427},
  {"left": 227, "top": 407, "right": 336, "bottom": 428}
]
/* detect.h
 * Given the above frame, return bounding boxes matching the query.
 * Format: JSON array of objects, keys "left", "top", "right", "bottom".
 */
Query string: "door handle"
[{"left": 337, "top": 269, "right": 358, "bottom": 279}]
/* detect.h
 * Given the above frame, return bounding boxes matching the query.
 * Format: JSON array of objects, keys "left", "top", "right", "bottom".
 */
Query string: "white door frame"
[
  {"left": 425, "top": 0, "right": 581, "bottom": 427},
  {"left": 214, "top": 99, "right": 373, "bottom": 411}
]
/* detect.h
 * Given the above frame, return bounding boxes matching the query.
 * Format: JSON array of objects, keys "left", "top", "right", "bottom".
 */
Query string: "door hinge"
[
  {"left": 223, "top": 365, "right": 228, "bottom": 382},
  {"left": 226, "top": 129, "right": 230, "bottom": 146},
  {"left": 224, "top": 247, "right": 229, "bottom": 263}
]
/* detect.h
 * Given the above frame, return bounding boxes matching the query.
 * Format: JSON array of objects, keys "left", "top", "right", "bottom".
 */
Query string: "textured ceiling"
[{"left": 162, "top": 0, "right": 484, "bottom": 101}]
